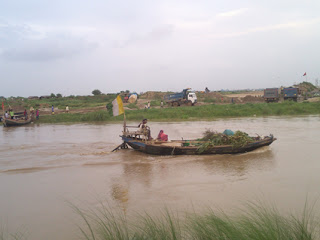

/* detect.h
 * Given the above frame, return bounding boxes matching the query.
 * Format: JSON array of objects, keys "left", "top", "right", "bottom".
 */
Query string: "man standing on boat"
[
  {"left": 138, "top": 118, "right": 152, "bottom": 140},
  {"left": 9, "top": 109, "right": 14, "bottom": 119}
]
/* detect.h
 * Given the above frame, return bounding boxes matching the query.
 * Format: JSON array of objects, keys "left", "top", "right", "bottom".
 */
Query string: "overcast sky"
[{"left": 1, "top": 0, "right": 319, "bottom": 97}]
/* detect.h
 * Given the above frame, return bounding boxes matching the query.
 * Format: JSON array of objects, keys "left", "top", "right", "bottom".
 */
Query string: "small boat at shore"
[{"left": 3, "top": 118, "right": 32, "bottom": 127}]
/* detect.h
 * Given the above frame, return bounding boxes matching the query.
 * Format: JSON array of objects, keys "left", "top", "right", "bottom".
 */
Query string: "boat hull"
[
  {"left": 3, "top": 118, "right": 32, "bottom": 127},
  {"left": 122, "top": 135, "right": 276, "bottom": 155}
]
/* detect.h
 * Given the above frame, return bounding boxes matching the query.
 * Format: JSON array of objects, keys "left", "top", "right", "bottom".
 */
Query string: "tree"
[
  {"left": 56, "top": 93, "right": 62, "bottom": 98},
  {"left": 50, "top": 93, "right": 56, "bottom": 98},
  {"left": 92, "top": 89, "right": 102, "bottom": 96}
]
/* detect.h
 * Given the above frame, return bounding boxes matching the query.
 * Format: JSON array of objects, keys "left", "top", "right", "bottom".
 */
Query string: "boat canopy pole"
[
  {"left": 123, "top": 112, "right": 127, "bottom": 135},
  {"left": 2, "top": 100, "right": 6, "bottom": 127}
]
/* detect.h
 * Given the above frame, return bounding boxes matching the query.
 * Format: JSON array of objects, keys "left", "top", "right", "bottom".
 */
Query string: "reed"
[
  {"left": 75, "top": 201, "right": 320, "bottom": 240},
  {"left": 0, "top": 226, "right": 27, "bottom": 240}
]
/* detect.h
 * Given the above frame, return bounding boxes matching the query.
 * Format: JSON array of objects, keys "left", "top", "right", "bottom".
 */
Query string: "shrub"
[{"left": 92, "top": 89, "right": 102, "bottom": 96}]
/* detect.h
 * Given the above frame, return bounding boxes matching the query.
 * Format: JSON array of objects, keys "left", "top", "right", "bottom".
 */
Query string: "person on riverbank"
[
  {"left": 138, "top": 118, "right": 152, "bottom": 140},
  {"left": 51, "top": 105, "right": 55, "bottom": 115},
  {"left": 36, "top": 109, "right": 39, "bottom": 120},
  {"left": 24, "top": 109, "right": 28, "bottom": 120},
  {"left": 147, "top": 101, "right": 150, "bottom": 109},
  {"left": 66, "top": 105, "right": 69, "bottom": 113},
  {"left": 161, "top": 101, "right": 164, "bottom": 108},
  {"left": 30, "top": 106, "right": 34, "bottom": 115}
]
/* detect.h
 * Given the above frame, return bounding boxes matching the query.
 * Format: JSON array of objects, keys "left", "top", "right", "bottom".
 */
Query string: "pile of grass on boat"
[{"left": 197, "top": 130, "right": 255, "bottom": 153}]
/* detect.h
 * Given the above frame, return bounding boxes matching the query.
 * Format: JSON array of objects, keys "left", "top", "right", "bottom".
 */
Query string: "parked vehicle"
[
  {"left": 283, "top": 87, "right": 299, "bottom": 101},
  {"left": 164, "top": 88, "right": 197, "bottom": 106},
  {"left": 264, "top": 88, "right": 279, "bottom": 102}
]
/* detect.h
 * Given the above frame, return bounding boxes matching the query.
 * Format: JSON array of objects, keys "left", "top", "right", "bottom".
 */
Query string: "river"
[{"left": 1, "top": 116, "right": 320, "bottom": 239}]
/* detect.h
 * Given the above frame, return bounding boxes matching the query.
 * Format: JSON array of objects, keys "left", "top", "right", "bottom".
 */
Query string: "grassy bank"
[
  {"left": 37, "top": 101, "right": 320, "bottom": 123},
  {"left": 4, "top": 94, "right": 117, "bottom": 110},
  {"left": 74, "top": 201, "right": 319, "bottom": 240}
]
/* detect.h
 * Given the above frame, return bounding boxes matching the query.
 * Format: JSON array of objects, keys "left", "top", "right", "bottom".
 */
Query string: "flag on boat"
[
  {"left": 303, "top": 72, "right": 307, "bottom": 76},
  {"left": 112, "top": 95, "right": 124, "bottom": 116},
  {"left": 1, "top": 101, "right": 4, "bottom": 111}
]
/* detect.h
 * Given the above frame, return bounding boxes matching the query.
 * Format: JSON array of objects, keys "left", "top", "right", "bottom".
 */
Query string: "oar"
[{"left": 111, "top": 142, "right": 127, "bottom": 152}]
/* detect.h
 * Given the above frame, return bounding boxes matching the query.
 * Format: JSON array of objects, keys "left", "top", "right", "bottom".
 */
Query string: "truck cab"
[{"left": 187, "top": 91, "right": 197, "bottom": 105}]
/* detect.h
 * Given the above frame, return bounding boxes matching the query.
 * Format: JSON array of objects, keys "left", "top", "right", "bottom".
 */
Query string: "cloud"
[
  {"left": 210, "top": 17, "right": 320, "bottom": 39},
  {"left": 0, "top": 22, "right": 98, "bottom": 61},
  {"left": 114, "top": 24, "right": 174, "bottom": 48},
  {"left": 216, "top": 8, "right": 249, "bottom": 18}
]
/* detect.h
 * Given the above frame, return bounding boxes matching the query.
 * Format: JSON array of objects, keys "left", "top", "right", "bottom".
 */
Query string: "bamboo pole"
[{"left": 123, "top": 112, "right": 126, "bottom": 135}]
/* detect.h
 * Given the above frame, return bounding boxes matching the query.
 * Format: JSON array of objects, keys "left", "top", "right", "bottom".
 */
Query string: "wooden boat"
[
  {"left": 119, "top": 122, "right": 276, "bottom": 155},
  {"left": 3, "top": 118, "right": 32, "bottom": 127},
  {"left": 121, "top": 135, "right": 276, "bottom": 155}
]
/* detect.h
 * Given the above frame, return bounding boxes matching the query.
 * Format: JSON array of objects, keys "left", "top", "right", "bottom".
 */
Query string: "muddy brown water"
[{"left": 1, "top": 116, "right": 320, "bottom": 239}]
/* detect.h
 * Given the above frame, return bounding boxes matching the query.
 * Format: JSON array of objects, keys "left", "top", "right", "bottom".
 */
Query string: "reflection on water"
[{"left": 1, "top": 116, "right": 320, "bottom": 240}]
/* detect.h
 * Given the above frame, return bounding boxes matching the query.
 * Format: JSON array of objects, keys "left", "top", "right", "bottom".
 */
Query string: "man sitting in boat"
[
  {"left": 157, "top": 130, "right": 168, "bottom": 141},
  {"left": 138, "top": 118, "right": 152, "bottom": 140}
]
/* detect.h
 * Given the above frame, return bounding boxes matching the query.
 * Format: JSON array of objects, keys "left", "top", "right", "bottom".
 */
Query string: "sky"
[{"left": 1, "top": 0, "right": 320, "bottom": 97}]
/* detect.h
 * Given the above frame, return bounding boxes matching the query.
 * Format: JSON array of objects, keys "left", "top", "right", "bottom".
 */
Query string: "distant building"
[
  {"left": 28, "top": 96, "right": 38, "bottom": 99},
  {"left": 39, "top": 95, "right": 51, "bottom": 99}
]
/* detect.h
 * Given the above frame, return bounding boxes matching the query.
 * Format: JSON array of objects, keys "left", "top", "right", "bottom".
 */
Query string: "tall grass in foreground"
[
  {"left": 74, "top": 201, "right": 320, "bottom": 240},
  {"left": 0, "top": 225, "right": 27, "bottom": 240}
]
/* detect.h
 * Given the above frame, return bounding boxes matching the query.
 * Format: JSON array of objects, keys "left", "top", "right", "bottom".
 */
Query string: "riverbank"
[{"left": 36, "top": 101, "right": 320, "bottom": 123}]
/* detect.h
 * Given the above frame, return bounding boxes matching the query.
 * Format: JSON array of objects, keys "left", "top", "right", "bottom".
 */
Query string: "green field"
[{"left": 37, "top": 101, "right": 320, "bottom": 123}]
